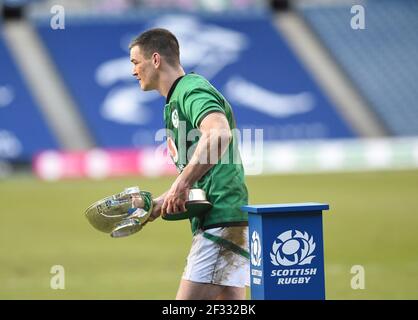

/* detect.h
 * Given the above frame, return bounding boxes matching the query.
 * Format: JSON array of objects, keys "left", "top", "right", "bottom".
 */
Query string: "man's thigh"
[
  {"left": 176, "top": 279, "right": 246, "bottom": 300},
  {"left": 216, "top": 285, "right": 246, "bottom": 300},
  {"left": 176, "top": 279, "right": 223, "bottom": 300}
]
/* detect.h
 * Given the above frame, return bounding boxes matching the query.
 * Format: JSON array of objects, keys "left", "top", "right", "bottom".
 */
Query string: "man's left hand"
[{"left": 161, "top": 176, "right": 190, "bottom": 216}]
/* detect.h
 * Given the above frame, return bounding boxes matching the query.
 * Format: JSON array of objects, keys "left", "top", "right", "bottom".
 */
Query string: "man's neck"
[{"left": 158, "top": 66, "right": 186, "bottom": 98}]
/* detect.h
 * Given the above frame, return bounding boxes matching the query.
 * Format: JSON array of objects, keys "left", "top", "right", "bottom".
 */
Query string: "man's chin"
[{"left": 139, "top": 82, "right": 151, "bottom": 91}]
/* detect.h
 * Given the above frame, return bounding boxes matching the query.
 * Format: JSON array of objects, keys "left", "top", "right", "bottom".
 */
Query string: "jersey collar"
[{"left": 165, "top": 75, "right": 185, "bottom": 104}]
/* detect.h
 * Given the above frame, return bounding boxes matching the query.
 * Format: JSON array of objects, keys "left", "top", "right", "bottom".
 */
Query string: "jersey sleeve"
[{"left": 182, "top": 87, "right": 225, "bottom": 128}]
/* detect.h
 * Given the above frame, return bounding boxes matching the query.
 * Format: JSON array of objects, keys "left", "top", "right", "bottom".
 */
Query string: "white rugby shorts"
[{"left": 182, "top": 226, "right": 250, "bottom": 288}]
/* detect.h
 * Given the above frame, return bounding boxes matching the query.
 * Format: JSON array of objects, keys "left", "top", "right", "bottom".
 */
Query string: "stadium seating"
[
  {"left": 300, "top": 0, "right": 418, "bottom": 136},
  {"left": 0, "top": 28, "right": 58, "bottom": 162},
  {"left": 34, "top": 13, "right": 355, "bottom": 150}
]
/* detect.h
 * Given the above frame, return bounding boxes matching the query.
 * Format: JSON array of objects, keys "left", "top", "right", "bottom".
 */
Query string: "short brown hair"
[{"left": 129, "top": 28, "right": 180, "bottom": 67}]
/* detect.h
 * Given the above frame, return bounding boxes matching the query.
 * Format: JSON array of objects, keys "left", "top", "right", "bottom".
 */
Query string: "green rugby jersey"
[{"left": 164, "top": 73, "right": 248, "bottom": 234}]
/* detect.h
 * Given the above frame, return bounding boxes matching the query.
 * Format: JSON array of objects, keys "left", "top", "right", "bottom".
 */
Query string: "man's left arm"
[{"left": 161, "top": 112, "right": 232, "bottom": 215}]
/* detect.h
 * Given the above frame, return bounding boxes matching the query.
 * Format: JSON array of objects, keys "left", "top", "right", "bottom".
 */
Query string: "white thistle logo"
[
  {"left": 270, "top": 230, "right": 316, "bottom": 266},
  {"left": 251, "top": 231, "right": 262, "bottom": 267}
]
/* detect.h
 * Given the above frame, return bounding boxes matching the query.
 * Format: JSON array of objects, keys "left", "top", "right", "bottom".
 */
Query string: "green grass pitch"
[{"left": 1, "top": 170, "right": 417, "bottom": 299}]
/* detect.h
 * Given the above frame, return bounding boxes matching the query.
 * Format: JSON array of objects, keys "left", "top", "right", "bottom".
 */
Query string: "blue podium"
[{"left": 241, "top": 203, "right": 329, "bottom": 300}]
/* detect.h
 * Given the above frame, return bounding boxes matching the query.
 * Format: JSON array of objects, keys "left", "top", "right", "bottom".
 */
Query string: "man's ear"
[{"left": 152, "top": 52, "right": 161, "bottom": 69}]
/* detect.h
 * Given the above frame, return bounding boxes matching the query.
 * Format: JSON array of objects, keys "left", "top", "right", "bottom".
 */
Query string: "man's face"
[{"left": 130, "top": 45, "right": 157, "bottom": 91}]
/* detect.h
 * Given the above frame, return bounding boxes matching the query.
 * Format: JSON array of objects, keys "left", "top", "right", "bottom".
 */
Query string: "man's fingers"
[
  {"left": 131, "top": 195, "right": 143, "bottom": 208},
  {"left": 174, "top": 199, "right": 187, "bottom": 213},
  {"left": 166, "top": 200, "right": 173, "bottom": 215},
  {"left": 173, "top": 202, "right": 182, "bottom": 214},
  {"left": 161, "top": 199, "right": 168, "bottom": 216},
  {"left": 167, "top": 200, "right": 182, "bottom": 214},
  {"left": 161, "top": 194, "right": 188, "bottom": 215},
  {"left": 181, "top": 201, "right": 187, "bottom": 212},
  {"left": 174, "top": 199, "right": 185, "bottom": 213}
]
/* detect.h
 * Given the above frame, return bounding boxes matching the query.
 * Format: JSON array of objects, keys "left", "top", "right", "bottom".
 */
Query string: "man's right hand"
[
  {"left": 148, "top": 197, "right": 163, "bottom": 222},
  {"left": 131, "top": 192, "right": 166, "bottom": 226}
]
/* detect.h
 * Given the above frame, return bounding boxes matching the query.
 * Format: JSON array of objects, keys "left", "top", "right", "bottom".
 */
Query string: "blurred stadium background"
[{"left": 1, "top": 0, "right": 417, "bottom": 299}]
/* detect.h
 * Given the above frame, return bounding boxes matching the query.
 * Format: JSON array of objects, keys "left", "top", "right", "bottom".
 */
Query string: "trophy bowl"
[{"left": 84, "top": 186, "right": 153, "bottom": 238}]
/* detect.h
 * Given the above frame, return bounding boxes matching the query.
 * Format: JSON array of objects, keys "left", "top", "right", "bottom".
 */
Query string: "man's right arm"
[
  {"left": 147, "top": 192, "right": 167, "bottom": 222},
  {"left": 131, "top": 191, "right": 167, "bottom": 223}
]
